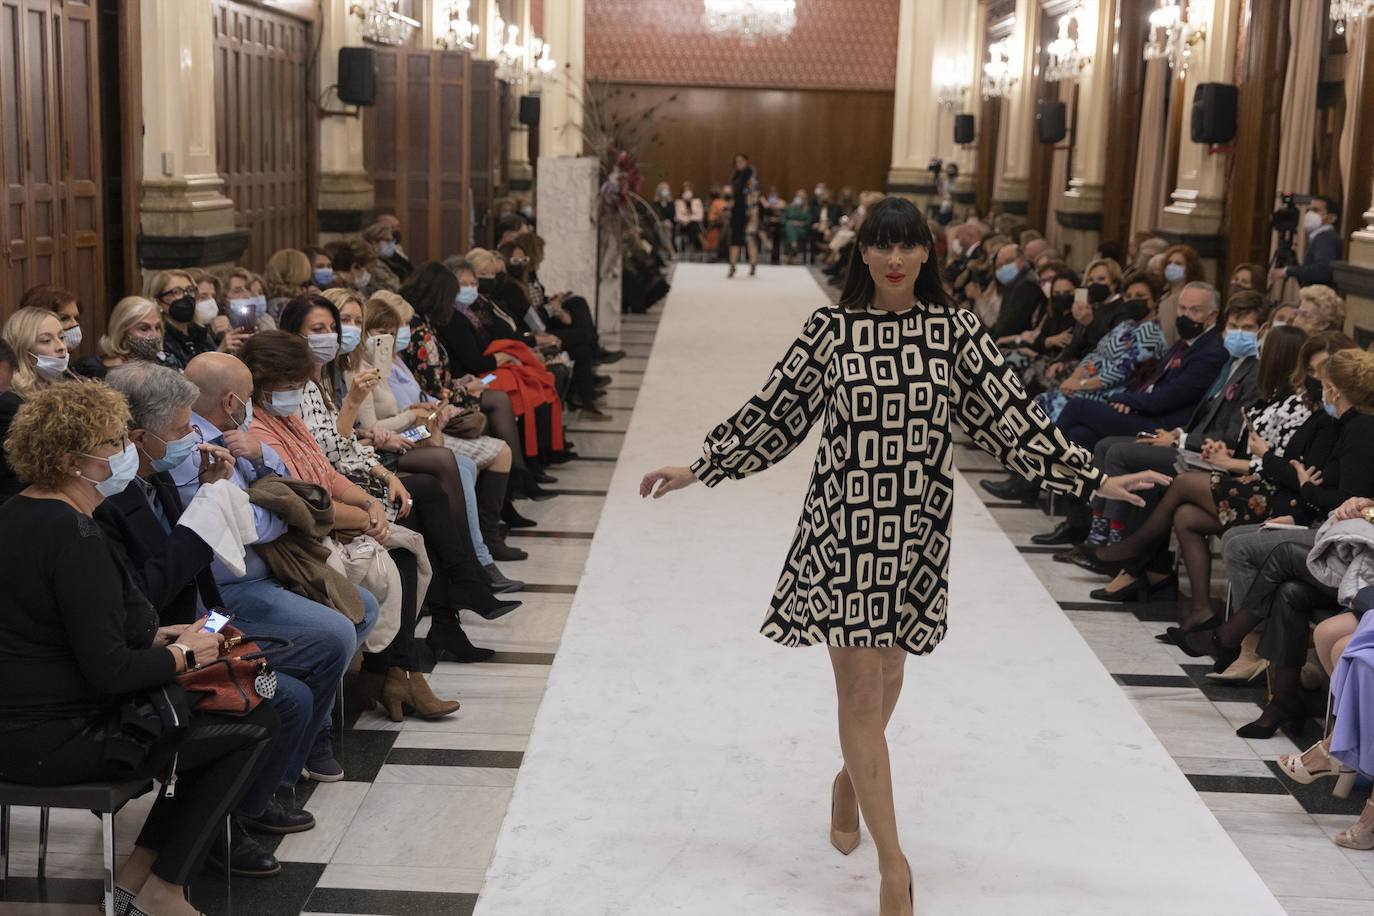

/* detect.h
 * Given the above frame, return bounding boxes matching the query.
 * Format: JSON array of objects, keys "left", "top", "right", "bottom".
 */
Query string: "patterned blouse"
[
  {"left": 1034, "top": 319, "right": 1167, "bottom": 422},
  {"left": 1244, "top": 393, "right": 1312, "bottom": 473},
  {"left": 301, "top": 380, "right": 380, "bottom": 480}
]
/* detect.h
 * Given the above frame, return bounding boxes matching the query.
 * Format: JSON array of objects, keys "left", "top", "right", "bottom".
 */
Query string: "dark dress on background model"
[
  {"left": 729, "top": 166, "right": 758, "bottom": 243},
  {"left": 692, "top": 303, "right": 1104, "bottom": 655}
]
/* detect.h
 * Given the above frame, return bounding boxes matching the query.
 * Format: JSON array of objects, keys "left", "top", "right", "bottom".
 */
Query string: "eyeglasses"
[
  {"left": 509, "top": 256, "right": 530, "bottom": 265},
  {"left": 145, "top": 425, "right": 205, "bottom": 448},
  {"left": 159, "top": 286, "right": 194, "bottom": 301}
]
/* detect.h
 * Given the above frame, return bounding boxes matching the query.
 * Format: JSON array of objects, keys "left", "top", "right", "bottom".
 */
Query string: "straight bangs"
[{"left": 858, "top": 198, "right": 931, "bottom": 252}]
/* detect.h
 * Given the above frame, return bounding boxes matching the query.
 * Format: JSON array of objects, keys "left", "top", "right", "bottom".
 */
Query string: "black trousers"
[
  {"left": 1245, "top": 540, "right": 1340, "bottom": 667},
  {"left": 0, "top": 702, "right": 277, "bottom": 886},
  {"left": 396, "top": 471, "right": 498, "bottom": 610}
]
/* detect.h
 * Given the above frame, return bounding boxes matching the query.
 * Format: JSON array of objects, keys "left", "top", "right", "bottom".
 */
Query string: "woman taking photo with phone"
[{"left": 640, "top": 197, "right": 1164, "bottom": 915}]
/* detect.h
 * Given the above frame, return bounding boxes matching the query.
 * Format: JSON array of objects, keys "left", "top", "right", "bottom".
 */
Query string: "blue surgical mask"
[
  {"left": 267, "top": 387, "right": 306, "bottom": 416},
  {"left": 456, "top": 286, "right": 479, "bottom": 306},
  {"left": 313, "top": 267, "right": 335, "bottom": 287},
  {"left": 307, "top": 333, "right": 340, "bottom": 365},
  {"left": 995, "top": 263, "right": 1020, "bottom": 286},
  {"left": 247, "top": 294, "right": 268, "bottom": 319},
  {"left": 395, "top": 326, "right": 412, "bottom": 351},
  {"left": 380, "top": 240, "right": 397, "bottom": 258},
  {"left": 231, "top": 393, "right": 253, "bottom": 432},
  {"left": 1325, "top": 400, "right": 1340, "bottom": 418},
  {"left": 1223, "top": 329, "right": 1259, "bottom": 359},
  {"left": 1164, "top": 263, "right": 1186, "bottom": 284},
  {"left": 80, "top": 442, "right": 139, "bottom": 498},
  {"left": 145, "top": 430, "right": 198, "bottom": 473},
  {"left": 340, "top": 325, "right": 362, "bottom": 354}
]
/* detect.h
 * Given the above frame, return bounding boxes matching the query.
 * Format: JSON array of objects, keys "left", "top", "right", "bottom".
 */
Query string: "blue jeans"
[
  {"left": 219, "top": 577, "right": 379, "bottom": 790},
  {"left": 455, "top": 454, "right": 493, "bottom": 566}
]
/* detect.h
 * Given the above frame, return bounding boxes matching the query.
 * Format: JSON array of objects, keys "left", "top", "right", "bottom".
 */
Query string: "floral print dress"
[{"left": 1212, "top": 393, "right": 1314, "bottom": 529}]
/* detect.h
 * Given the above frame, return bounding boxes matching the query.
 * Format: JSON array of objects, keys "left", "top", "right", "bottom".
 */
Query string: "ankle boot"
[
  {"left": 476, "top": 471, "right": 509, "bottom": 544},
  {"left": 425, "top": 615, "right": 495, "bottom": 663},
  {"left": 382, "top": 668, "right": 460, "bottom": 721}
]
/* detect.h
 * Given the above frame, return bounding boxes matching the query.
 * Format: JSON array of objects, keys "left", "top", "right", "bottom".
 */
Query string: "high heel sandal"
[
  {"left": 829, "top": 772, "right": 860, "bottom": 855},
  {"left": 1277, "top": 742, "right": 1357, "bottom": 798},
  {"left": 1334, "top": 799, "right": 1374, "bottom": 850}
]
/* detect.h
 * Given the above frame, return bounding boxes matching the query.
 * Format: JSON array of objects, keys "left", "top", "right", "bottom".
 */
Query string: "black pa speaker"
[
  {"left": 518, "top": 95, "right": 541, "bottom": 127},
  {"left": 953, "top": 113, "right": 976, "bottom": 145},
  {"left": 1190, "top": 82, "right": 1238, "bottom": 144},
  {"left": 337, "top": 47, "right": 377, "bottom": 107},
  {"left": 1036, "top": 100, "right": 1067, "bottom": 144}
]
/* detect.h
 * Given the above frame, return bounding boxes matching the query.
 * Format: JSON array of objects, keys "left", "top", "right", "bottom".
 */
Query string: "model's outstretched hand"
[
  {"left": 640, "top": 466, "right": 699, "bottom": 499},
  {"left": 1095, "top": 470, "right": 1172, "bottom": 507}
]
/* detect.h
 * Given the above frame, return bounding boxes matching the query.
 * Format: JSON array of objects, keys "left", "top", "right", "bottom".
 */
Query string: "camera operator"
[{"left": 1269, "top": 194, "right": 1342, "bottom": 290}]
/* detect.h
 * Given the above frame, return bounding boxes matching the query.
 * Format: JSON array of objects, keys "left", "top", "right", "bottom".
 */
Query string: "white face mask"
[
  {"left": 31, "top": 352, "right": 69, "bottom": 381},
  {"left": 62, "top": 326, "right": 83, "bottom": 350},
  {"left": 1303, "top": 210, "right": 1324, "bottom": 234},
  {"left": 352, "top": 270, "right": 372, "bottom": 290},
  {"left": 195, "top": 298, "right": 219, "bottom": 324}
]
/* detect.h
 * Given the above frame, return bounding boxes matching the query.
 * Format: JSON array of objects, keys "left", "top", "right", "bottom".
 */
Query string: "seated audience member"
[
  {"left": 374, "top": 212, "right": 415, "bottom": 282},
  {"left": 495, "top": 211, "right": 529, "bottom": 249},
  {"left": 1032, "top": 283, "right": 1234, "bottom": 544},
  {"left": 99, "top": 361, "right": 325, "bottom": 876},
  {"left": 74, "top": 296, "right": 175, "bottom": 379},
  {"left": 508, "top": 231, "right": 624, "bottom": 364},
  {"left": 1295, "top": 283, "right": 1346, "bottom": 335},
  {"left": 20, "top": 284, "right": 83, "bottom": 352},
  {"left": 1228, "top": 262, "right": 1265, "bottom": 298},
  {"left": 1271, "top": 194, "right": 1343, "bottom": 290},
  {"left": 188, "top": 268, "right": 229, "bottom": 346},
  {"left": 219, "top": 264, "right": 275, "bottom": 332},
  {"left": 1042, "top": 258, "right": 1144, "bottom": 383},
  {"left": 1132, "top": 236, "right": 1169, "bottom": 272},
  {"left": 0, "top": 381, "right": 278, "bottom": 916},
  {"left": 652, "top": 182, "right": 675, "bottom": 251},
  {"left": 304, "top": 245, "right": 336, "bottom": 290},
  {"left": 0, "top": 307, "right": 75, "bottom": 504},
  {"left": 361, "top": 222, "right": 403, "bottom": 293},
  {"left": 1088, "top": 324, "right": 1314, "bottom": 604},
  {"left": 993, "top": 267, "right": 1080, "bottom": 388},
  {"left": 1157, "top": 244, "right": 1206, "bottom": 344},
  {"left": 146, "top": 269, "right": 240, "bottom": 366},
  {"left": 0, "top": 338, "right": 15, "bottom": 394},
  {"left": 264, "top": 248, "right": 316, "bottom": 320},
  {"left": 675, "top": 182, "right": 706, "bottom": 254},
  {"left": 326, "top": 238, "right": 379, "bottom": 296},
  {"left": 988, "top": 243, "right": 1045, "bottom": 340}
]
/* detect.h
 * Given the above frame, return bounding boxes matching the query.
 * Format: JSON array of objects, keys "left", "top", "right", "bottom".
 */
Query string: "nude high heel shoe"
[
  {"left": 1276, "top": 741, "right": 1356, "bottom": 798},
  {"left": 879, "top": 856, "right": 914, "bottom": 916},
  {"left": 829, "top": 772, "right": 860, "bottom": 855},
  {"left": 1333, "top": 799, "right": 1374, "bottom": 850}
]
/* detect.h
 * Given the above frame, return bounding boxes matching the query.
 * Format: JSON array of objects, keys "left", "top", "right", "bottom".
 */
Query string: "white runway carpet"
[{"left": 474, "top": 264, "right": 1285, "bottom": 915}]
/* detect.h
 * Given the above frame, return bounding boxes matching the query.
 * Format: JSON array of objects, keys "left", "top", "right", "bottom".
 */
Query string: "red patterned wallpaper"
[{"left": 585, "top": 0, "right": 899, "bottom": 92}]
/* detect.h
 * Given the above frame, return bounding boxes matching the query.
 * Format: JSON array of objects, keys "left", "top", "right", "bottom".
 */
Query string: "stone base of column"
[
  {"left": 318, "top": 170, "right": 375, "bottom": 242},
  {"left": 139, "top": 175, "right": 246, "bottom": 269},
  {"left": 1334, "top": 228, "right": 1374, "bottom": 341},
  {"left": 995, "top": 176, "right": 1029, "bottom": 215},
  {"left": 538, "top": 156, "right": 620, "bottom": 334},
  {"left": 1055, "top": 181, "right": 1105, "bottom": 271},
  {"left": 886, "top": 167, "right": 938, "bottom": 211},
  {"left": 951, "top": 174, "right": 977, "bottom": 205}
]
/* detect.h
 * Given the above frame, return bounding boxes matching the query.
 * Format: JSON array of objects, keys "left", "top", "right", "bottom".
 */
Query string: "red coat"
[{"left": 483, "top": 338, "right": 565, "bottom": 457}]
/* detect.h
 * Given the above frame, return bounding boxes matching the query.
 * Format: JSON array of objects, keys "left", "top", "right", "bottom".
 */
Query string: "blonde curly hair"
[
  {"left": 1326, "top": 349, "right": 1374, "bottom": 414},
  {"left": 1298, "top": 284, "right": 1346, "bottom": 333},
  {"left": 6, "top": 381, "right": 129, "bottom": 490}
]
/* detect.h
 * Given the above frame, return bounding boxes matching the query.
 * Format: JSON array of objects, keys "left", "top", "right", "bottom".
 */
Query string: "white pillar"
[
  {"left": 994, "top": 0, "right": 1038, "bottom": 209},
  {"left": 539, "top": 0, "right": 585, "bottom": 158},
  {"left": 952, "top": 0, "right": 983, "bottom": 205},
  {"left": 318, "top": 0, "right": 374, "bottom": 239},
  {"left": 138, "top": 0, "right": 236, "bottom": 241},
  {"left": 509, "top": 0, "right": 534, "bottom": 186},
  {"left": 1158, "top": 0, "right": 1242, "bottom": 236},
  {"left": 1057, "top": 0, "right": 1112, "bottom": 267},
  {"left": 887, "top": 0, "right": 940, "bottom": 206}
]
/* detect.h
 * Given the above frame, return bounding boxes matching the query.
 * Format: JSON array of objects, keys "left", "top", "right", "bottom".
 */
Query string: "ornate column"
[
  {"left": 137, "top": 0, "right": 246, "bottom": 269},
  {"left": 318, "top": 0, "right": 374, "bottom": 242},
  {"left": 539, "top": 0, "right": 584, "bottom": 158},
  {"left": 508, "top": 0, "right": 535, "bottom": 190},
  {"left": 1056, "top": 0, "right": 1113, "bottom": 269},
  {"left": 994, "top": 0, "right": 1039, "bottom": 213},
  {"left": 886, "top": 0, "right": 940, "bottom": 210},
  {"left": 1335, "top": 182, "right": 1374, "bottom": 337},
  {"left": 1156, "top": 0, "right": 1243, "bottom": 279},
  {"left": 951, "top": 0, "right": 984, "bottom": 205}
]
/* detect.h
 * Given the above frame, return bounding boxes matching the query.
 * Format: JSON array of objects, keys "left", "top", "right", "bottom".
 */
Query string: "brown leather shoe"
[{"left": 382, "top": 669, "right": 460, "bottom": 722}]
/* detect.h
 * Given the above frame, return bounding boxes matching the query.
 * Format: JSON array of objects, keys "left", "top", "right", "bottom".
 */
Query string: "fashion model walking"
[
  {"left": 641, "top": 197, "right": 1165, "bottom": 915},
  {"left": 727, "top": 153, "right": 760, "bottom": 278}
]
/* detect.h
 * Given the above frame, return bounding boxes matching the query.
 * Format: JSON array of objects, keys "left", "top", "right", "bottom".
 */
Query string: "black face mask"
[
  {"left": 508, "top": 264, "right": 526, "bottom": 280},
  {"left": 477, "top": 277, "right": 500, "bottom": 295},
  {"left": 1175, "top": 314, "right": 1206, "bottom": 340},
  {"left": 1050, "top": 292, "right": 1074, "bottom": 310},
  {"left": 392, "top": 231, "right": 402, "bottom": 245},
  {"left": 168, "top": 295, "right": 196, "bottom": 323},
  {"left": 1087, "top": 282, "right": 1112, "bottom": 304},
  {"left": 1305, "top": 375, "right": 1324, "bottom": 403},
  {"left": 1121, "top": 297, "right": 1150, "bottom": 321}
]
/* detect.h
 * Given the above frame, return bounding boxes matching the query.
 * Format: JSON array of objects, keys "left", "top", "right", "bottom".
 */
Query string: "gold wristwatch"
[{"left": 1361, "top": 506, "right": 1374, "bottom": 525}]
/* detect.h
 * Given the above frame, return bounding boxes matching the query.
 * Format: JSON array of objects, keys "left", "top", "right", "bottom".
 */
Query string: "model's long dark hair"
[{"left": 838, "top": 197, "right": 951, "bottom": 311}]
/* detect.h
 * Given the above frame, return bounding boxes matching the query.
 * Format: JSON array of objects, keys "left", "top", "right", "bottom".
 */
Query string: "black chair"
[{"left": 0, "top": 778, "right": 150, "bottom": 914}]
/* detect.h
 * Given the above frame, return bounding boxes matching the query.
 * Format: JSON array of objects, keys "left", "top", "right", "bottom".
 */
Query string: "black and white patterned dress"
[{"left": 691, "top": 302, "right": 1105, "bottom": 656}]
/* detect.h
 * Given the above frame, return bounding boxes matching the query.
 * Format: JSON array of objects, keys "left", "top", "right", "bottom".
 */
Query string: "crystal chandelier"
[
  {"left": 350, "top": 0, "right": 418, "bottom": 47},
  {"left": 436, "top": 0, "right": 480, "bottom": 51},
  {"left": 935, "top": 56, "right": 969, "bottom": 110},
  {"left": 1330, "top": 0, "right": 1374, "bottom": 35},
  {"left": 702, "top": 1, "right": 797, "bottom": 46},
  {"left": 981, "top": 38, "right": 1017, "bottom": 100},
  {"left": 1045, "top": 3, "right": 1091, "bottom": 83},
  {"left": 1142, "top": 0, "right": 1207, "bottom": 74}
]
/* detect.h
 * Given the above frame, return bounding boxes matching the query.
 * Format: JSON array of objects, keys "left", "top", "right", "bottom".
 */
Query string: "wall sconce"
[
  {"left": 982, "top": 37, "right": 1017, "bottom": 100},
  {"left": 1330, "top": 0, "right": 1374, "bottom": 35},
  {"left": 935, "top": 56, "right": 970, "bottom": 109},
  {"left": 1142, "top": 0, "right": 1207, "bottom": 74},
  {"left": 1045, "top": 2, "right": 1091, "bottom": 83},
  {"left": 350, "top": 0, "right": 418, "bottom": 47},
  {"left": 436, "top": 0, "right": 480, "bottom": 51}
]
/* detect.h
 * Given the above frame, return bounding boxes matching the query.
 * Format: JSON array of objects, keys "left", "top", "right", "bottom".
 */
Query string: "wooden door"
[
  {"left": 365, "top": 48, "right": 473, "bottom": 264},
  {"left": 0, "top": 0, "right": 105, "bottom": 323},
  {"left": 212, "top": 0, "right": 313, "bottom": 269},
  {"left": 469, "top": 59, "right": 500, "bottom": 248}
]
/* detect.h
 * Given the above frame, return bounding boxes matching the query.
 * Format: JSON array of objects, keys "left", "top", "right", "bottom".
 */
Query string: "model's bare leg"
[
  {"left": 829, "top": 645, "right": 912, "bottom": 916},
  {"left": 728, "top": 245, "right": 740, "bottom": 276},
  {"left": 833, "top": 647, "right": 905, "bottom": 834}
]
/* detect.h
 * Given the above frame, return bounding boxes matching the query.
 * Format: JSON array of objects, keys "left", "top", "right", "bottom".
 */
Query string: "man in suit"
[
  {"left": 1035, "top": 286, "right": 1264, "bottom": 550},
  {"left": 988, "top": 243, "right": 1046, "bottom": 341},
  {"left": 1269, "top": 194, "right": 1343, "bottom": 289},
  {"left": 98, "top": 360, "right": 349, "bottom": 879}
]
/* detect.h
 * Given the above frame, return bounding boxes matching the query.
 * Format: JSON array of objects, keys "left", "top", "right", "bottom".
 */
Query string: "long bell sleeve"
[{"left": 691, "top": 307, "right": 838, "bottom": 487}]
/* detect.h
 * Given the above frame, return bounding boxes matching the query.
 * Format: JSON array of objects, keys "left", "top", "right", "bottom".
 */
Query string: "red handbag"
[{"left": 176, "top": 625, "right": 290, "bottom": 716}]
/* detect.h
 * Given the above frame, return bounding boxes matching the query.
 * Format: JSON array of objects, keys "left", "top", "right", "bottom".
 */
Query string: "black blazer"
[
  {"left": 989, "top": 268, "right": 1046, "bottom": 340},
  {"left": 1287, "top": 228, "right": 1342, "bottom": 288},
  {"left": 1184, "top": 356, "right": 1260, "bottom": 445},
  {"left": 93, "top": 472, "right": 221, "bottom": 626},
  {"left": 1112, "top": 326, "right": 1228, "bottom": 428}
]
